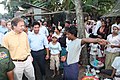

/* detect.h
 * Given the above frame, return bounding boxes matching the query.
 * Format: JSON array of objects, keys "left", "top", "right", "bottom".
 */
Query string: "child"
[
  {"left": 61, "top": 26, "right": 107, "bottom": 80},
  {"left": 49, "top": 34, "right": 62, "bottom": 78},
  {"left": 89, "top": 43, "right": 102, "bottom": 62}
]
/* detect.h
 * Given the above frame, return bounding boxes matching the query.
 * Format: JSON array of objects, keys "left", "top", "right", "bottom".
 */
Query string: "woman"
[
  {"left": 97, "top": 20, "right": 109, "bottom": 39},
  {"left": 105, "top": 24, "right": 120, "bottom": 69}
]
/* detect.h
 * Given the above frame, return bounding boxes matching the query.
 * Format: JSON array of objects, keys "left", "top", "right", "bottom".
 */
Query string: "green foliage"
[
  {"left": 30, "top": 0, "right": 116, "bottom": 16},
  {"left": 80, "top": 0, "right": 117, "bottom": 17},
  {"left": 0, "top": 0, "right": 118, "bottom": 18}
]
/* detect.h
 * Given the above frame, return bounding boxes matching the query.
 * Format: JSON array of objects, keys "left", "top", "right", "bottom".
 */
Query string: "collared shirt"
[
  {"left": 28, "top": 33, "right": 49, "bottom": 51},
  {"left": 67, "top": 38, "right": 82, "bottom": 65},
  {"left": 39, "top": 26, "right": 49, "bottom": 37},
  {"left": 106, "top": 34, "right": 120, "bottom": 53},
  {"left": 0, "top": 26, "right": 8, "bottom": 34},
  {"left": 3, "top": 30, "right": 31, "bottom": 60}
]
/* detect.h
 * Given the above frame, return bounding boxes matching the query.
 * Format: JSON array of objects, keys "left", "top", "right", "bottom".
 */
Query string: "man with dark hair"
[
  {"left": 28, "top": 21, "right": 49, "bottom": 80},
  {"left": 37, "top": 20, "right": 49, "bottom": 37},
  {"left": 61, "top": 26, "right": 107, "bottom": 80},
  {"left": 65, "top": 21, "right": 70, "bottom": 27},
  {"left": 3, "top": 17, "right": 35, "bottom": 80},
  {"left": 0, "top": 44, "right": 15, "bottom": 80},
  {"left": 62, "top": 20, "right": 71, "bottom": 33}
]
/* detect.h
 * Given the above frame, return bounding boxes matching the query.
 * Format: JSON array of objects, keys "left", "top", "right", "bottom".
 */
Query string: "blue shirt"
[
  {"left": 28, "top": 33, "right": 49, "bottom": 51},
  {"left": 0, "top": 26, "right": 8, "bottom": 34},
  {"left": 49, "top": 42, "right": 62, "bottom": 55}
]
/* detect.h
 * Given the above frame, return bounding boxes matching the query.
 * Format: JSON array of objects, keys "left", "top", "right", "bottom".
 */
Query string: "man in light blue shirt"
[
  {"left": 38, "top": 20, "right": 49, "bottom": 37},
  {"left": 0, "top": 19, "right": 8, "bottom": 34},
  {"left": 28, "top": 21, "right": 49, "bottom": 80}
]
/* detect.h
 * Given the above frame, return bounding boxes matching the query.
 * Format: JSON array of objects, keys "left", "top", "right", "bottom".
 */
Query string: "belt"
[
  {"left": 31, "top": 49, "right": 44, "bottom": 52},
  {"left": 12, "top": 55, "right": 30, "bottom": 62}
]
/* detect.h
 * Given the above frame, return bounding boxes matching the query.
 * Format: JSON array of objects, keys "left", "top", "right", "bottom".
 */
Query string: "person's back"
[{"left": 0, "top": 44, "right": 15, "bottom": 80}]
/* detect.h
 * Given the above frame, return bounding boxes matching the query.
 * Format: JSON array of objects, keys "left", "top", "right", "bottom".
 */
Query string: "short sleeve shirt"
[
  {"left": 106, "top": 34, "right": 120, "bottom": 53},
  {"left": 0, "top": 45, "right": 15, "bottom": 80},
  {"left": 49, "top": 42, "right": 62, "bottom": 55}
]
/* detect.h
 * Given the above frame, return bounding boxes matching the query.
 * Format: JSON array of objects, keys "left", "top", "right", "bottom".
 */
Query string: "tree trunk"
[{"left": 73, "top": 0, "right": 88, "bottom": 65}]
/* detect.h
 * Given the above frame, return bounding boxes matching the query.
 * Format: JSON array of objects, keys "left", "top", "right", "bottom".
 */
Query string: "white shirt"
[
  {"left": 39, "top": 26, "right": 49, "bottom": 37},
  {"left": 49, "top": 42, "right": 62, "bottom": 55},
  {"left": 66, "top": 38, "right": 71, "bottom": 48},
  {"left": 28, "top": 33, "right": 49, "bottom": 51},
  {"left": 0, "top": 26, "right": 8, "bottom": 34},
  {"left": 106, "top": 34, "right": 120, "bottom": 53},
  {"left": 89, "top": 43, "right": 101, "bottom": 57},
  {"left": 67, "top": 38, "right": 82, "bottom": 65},
  {"left": 93, "top": 20, "right": 101, "bottom": 35},
  {"left": 111, "top": 57, "right": 120, "bottom": 75}
]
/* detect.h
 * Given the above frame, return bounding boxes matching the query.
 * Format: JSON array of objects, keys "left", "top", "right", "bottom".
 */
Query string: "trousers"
[{"left": 13, "top": 56, "right": 35, "bottom": 80}]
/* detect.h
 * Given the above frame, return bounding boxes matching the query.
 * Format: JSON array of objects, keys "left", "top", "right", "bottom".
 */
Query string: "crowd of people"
[
  {"left": 0, "top": 16, "right": 119, "bottom": 80},
  {"left": 85, "top": 17, "right": 120, "bottom": 79}
]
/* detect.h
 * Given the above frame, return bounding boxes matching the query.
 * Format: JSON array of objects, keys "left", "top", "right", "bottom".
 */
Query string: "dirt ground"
[{"left": 23, "top": 61, "right": 107, "bottom": 80}]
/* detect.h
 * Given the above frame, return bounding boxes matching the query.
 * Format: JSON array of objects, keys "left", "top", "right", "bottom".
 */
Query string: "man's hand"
[
  {"left": 61, "top": 56, "right": 66, "bottom": 62},
  {"left": 111, "top": 45, "right": 115, "bottom": 48},
  {"left": 45, "top": 54, "right": 49, "bottom": 60},
  {"left": 97, "top": 39, "right": 108, "bottom": 45},
  {"left": 29, "top": 56, "right": 33, "bottom": 62}
]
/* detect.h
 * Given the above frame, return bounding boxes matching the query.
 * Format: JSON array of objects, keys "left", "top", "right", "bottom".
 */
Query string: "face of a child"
[
  {"left": 66, "top": 32, "right": 73, "bottom": 40},
  {"left": 54, "top": 28, "right": 59, "bottom": 33},
  {"left": 113, "top": 27, "right": 119, "bottom": 34},
  {"left": 52, "top": 37, "right": 57, "bottom": 42}
]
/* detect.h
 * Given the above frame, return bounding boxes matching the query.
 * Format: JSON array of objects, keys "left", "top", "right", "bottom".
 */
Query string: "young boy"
[
  {"left": 49, "top": 34, "right": 62, "bottom": 78},
  {"left": 61, "top": 26, "right": 107, "bottom": 80},
  {"left": 0, "top": 44, "right": 15, "bottom": 80}
]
